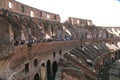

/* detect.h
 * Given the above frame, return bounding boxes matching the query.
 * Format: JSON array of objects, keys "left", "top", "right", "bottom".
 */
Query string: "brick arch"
[
  {"left": 52, "top": 61, "right": 58, "bottom": 79},
  {"left": 38, "top": 19, "right": 45, "bottom": 27},
  {"left": 40, "top": 63, "right": 46, "bottom": 80},
  {"left": 52, "top": 22, "right": 58, "bottom": 32},
  {"left": 46, "top": 60, "right": 52, "bottom": 80},
  {"left": 42, "top": 20, "right": 50, "bottom": 36},
  {"left": 21, "top": 17, "right": 29, "bottom": 25},
  {"left": 12, "top": 14, "right": 20, "bottom": 23},
  {"left": 32, "top": 18, "right": 39, "bottom": 25},
  {"left": 50, "top": 22, "right": 55, "bottom": 37},
  {"left": 59, "top": 58, "right": 63, "bottom": 62},
  {"left": 42, "top": 20, "right": 47, "bottom": 27},
  {"left": 38, "top": 19, "right": 44, "bottom": 27},
  {"left": 34, "top": 73, "right": 41, "bottom": 80},
  {"left": 6, "top": 12, "right": 12, "bottom": 18}
]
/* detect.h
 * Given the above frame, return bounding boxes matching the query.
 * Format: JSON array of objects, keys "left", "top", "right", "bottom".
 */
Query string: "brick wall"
[
  {"left": 0, "top": 0, "right": 60, "bottom": 22},
  {"left": 68, "top": 17, "right": 94, "bottom": 26}
]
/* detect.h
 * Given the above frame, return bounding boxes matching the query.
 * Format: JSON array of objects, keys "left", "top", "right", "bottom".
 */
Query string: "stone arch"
[
  {"left": 22, "top": 17, "right": 29, "bottom": 25},
  {"left": 40, "top": 63, "right": 46, "bottom": 80},
  {"left": 47, "top": 60, "right": 52, "bottom": 80},
  {"left": 56, "top": 27, "right": 62, "bottom": 40},
  {"left": 59, "top": 50, "right": 62, "bottom": 56},
  {"left": 34, "top": 73, "right": 40, "bottom": 80},
  {"left": 49, "top": 22, "right": 54, "bottom": 37},
  {"left": 10, "top": 15, "right": 21, "bottom": 40},
  {"left": 12, "top": 14, "right": 19, "bottom": 23},
  {"left": 53, "top": 52, "right": 56, "bottom": 58},
  {"left": 52, "top": 61, "right": 58, "bottom": 80},
  {"left": 33, "top": 18, "right": 39, "bottom": 25},
  {"left": 59, "top": 58, "right": 63, "bottom": 62},
  {"left": 38, "top": 19, "right": 44, "bottom": 29}
]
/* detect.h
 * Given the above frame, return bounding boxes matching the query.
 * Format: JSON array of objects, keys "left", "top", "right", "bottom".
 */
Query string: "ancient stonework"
[{"left": 0, "top": 0, "right": 120, "bottom": 80}]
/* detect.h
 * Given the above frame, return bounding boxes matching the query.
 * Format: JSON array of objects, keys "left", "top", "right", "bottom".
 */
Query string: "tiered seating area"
[
  {"left": 62, "top": 42, "right": 120, "bottom": 80},
  {"left": 0, "top": 4, "right": 120, "bottom": 80}
]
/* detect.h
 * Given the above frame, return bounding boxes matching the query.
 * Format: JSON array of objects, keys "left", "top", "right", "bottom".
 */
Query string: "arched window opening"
[
  {"left": 52, "top": 61, "right": 58, "bottom": 80},
  {"left": 41, "top": 63, "right": 45, "bottom": 67},
  {"left": 41, "top": 63, "right": 46, "bottom": 80},
  {"left": 53, "top": 52, "right": 56, "bottom": 58},
  {"left": 21, "top": 5, "right": 25, "bottom": 13},
  {"left": 59, "top": 50, "right": 62, "bottom": 56},
  {"left": 25, "top": 63, "right": 29, "bottom": 73},
  {"left": 47, "top": 14, "right": 50, "bottom": 19},
  {"left": 9, "top": 2, "right": 13, "bottom": 9},
  {"left": 34, "top": 59, "right": 38, "bottom": 67},
  {"left": 34, "top": 73, "right": 40, "bottom": 80},
  {"left": 30, "top": 10, "right": 35, "bottom": 17},
  {"left": 13, "top": 15, "right": 19, "bottom": 23},
  {"left": 77, "top": 20, "right": 80, "bottom": 24},
  {"left": 47, "top": 60, "right": 52, "bottom": 80},
  {"left": 40, "top": 11, "right": 42, "bottom": 17},
  {"left": 23, "top": 18, "right": 29, "bottom": 25}
]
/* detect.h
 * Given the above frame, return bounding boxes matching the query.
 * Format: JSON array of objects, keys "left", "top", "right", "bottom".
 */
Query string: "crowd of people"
[{"left": 12, "top": 38, "right": 68, "bottom": 46}]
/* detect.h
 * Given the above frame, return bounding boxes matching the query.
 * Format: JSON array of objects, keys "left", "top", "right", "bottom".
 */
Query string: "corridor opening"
[
  {"left": 34, "top": 73, "right": 40, "bottom": 80},
  {"left": 52, "top": 61, "right": 58, "bottom": 80}
]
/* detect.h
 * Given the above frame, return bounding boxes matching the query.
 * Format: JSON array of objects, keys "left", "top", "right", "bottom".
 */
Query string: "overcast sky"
[{"left": 16, "top": 0, "right": 120, "bottom": 26}]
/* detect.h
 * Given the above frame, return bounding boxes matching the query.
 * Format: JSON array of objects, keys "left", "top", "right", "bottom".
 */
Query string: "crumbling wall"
[{"left": 0, "top": 0, "right": 60, "bottom": 22}]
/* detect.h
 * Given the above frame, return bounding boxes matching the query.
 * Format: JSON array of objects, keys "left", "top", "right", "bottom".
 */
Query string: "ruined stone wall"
[
  {"left": 0, "top": 0, "right": 60, "bottom": 22},
  {"left": 0, "top": 40, "right": 83, "bottom": 80},
  {"left": 68, "top": 17, "right": 94, "bottom": 26},
  {"left": 102, "top": 27, "right": 120, "bottom": 38},
  {"left": 63, "top": 20, "right": 120, "bottom": 40},
  {"left": 0, "top": 0, "right": 120, "bottom": 80}
]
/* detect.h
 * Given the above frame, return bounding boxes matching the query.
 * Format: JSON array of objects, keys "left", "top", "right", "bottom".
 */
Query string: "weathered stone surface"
[{"left": 0, "top": 0, "right": 120, "bottom": 80}]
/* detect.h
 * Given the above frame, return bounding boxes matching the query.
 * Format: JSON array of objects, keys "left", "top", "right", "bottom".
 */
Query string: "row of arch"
[
  {"left": 34, "top": 60, "right": 58, "bottom": 80},
  {"left": 3, "top": 10, "right": 61, "bottom": 27},
  {"left": 97, "top": 51, "right": 120, "bottom": 74},
  {"left": 1, "top": 9, "right": 63, "bottom": 42},
  {"left": 8, "top": 1, "right": 59, "bottom": 21}
]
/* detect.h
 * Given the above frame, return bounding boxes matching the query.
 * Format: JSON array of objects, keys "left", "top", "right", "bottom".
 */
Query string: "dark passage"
[
  {"left": 52, "top": 61, "right": 58, "bottom": 80},
  {"left": 47, "top": 60, "right": 52, "bottom": 80},
  {"left": 34, "top": 73, "right": 40, "bottom": 80}
]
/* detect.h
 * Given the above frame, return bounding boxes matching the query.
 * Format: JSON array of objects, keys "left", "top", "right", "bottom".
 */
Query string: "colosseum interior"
[{"left": 0, "top": 0, "right": 120, "bottom": 80}]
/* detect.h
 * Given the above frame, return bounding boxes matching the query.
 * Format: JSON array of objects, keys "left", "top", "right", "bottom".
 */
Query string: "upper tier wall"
[
  {"left": 0, "top": 0, "right": 60, "bottom": 22},
  {"left": 68, "top": 17, "right": 94, "bottom": 26}
]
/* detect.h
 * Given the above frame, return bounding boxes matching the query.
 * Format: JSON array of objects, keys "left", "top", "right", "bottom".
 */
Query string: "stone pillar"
[
  {"left": 21, "top": 30, "right": 26, "bottom": 41},
  {"left": 9, "top": 24, "right": 14, "bottom": 43},
  {"left": 40, "top": 66, "right": 46, "bottom": 80}
]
